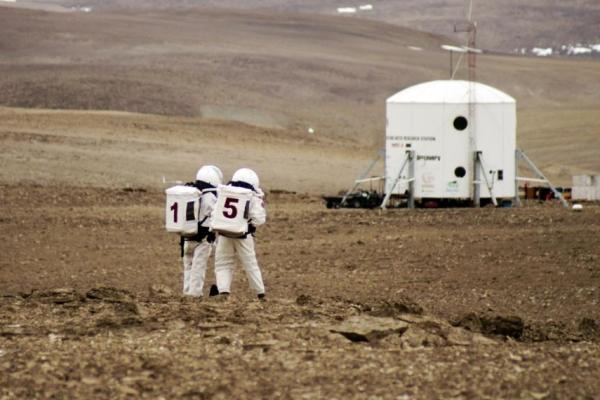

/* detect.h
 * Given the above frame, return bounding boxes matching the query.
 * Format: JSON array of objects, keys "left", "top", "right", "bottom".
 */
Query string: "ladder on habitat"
[{"left": 514, "top": 149, "right": 569, "bottom": 208}]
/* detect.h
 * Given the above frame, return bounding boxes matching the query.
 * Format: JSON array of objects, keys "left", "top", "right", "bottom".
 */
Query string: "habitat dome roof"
[{"left": 387, "top": 80, "right": 515, "bottom": 104}]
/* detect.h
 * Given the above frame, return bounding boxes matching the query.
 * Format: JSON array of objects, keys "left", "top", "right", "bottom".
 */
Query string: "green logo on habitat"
[{"left": 447, "top": 181, "right": 459, "bottom": 192}]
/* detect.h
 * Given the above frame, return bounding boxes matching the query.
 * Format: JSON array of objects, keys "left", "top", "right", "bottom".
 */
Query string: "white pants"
[
  {"left": 182, "top": 240, "right": 212, "bottom": 297},
  {"left": 215, "top": 235, "right": 265, "bottom": 295}
]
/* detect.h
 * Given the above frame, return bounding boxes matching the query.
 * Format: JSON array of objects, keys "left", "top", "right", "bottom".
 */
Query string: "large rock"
[
  {"left": 396, "top": 314, "right": 497, "bottom": 348},
  {"left": 30, "top": 288, "right": 82, "bottom": 304},
  {"left": 86, "top": 287, "right": 135, "bottom": 303},
  {"left": 330, "top": 315, "right": 409, "bottom": 343}
]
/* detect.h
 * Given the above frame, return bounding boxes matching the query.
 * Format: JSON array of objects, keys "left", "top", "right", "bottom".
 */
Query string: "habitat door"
[{"left": 475, "top": 104, "right": 516, "bottom": 199}]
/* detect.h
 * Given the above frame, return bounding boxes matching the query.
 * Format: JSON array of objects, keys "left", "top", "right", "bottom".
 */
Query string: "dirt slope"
[
  {"left": 1, "top": 7, "right": 599, "bottom": 185},
  {"left": 0, "top": 107, "right": 373, "bottom": 194}
]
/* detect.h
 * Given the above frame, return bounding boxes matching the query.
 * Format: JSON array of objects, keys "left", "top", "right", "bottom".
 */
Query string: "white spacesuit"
[
  {"left": 212, "top": 168, "right": 266, "bottom": 299},
  {"left": 181, "top": 165, "right": 222, "bottom": 297}
]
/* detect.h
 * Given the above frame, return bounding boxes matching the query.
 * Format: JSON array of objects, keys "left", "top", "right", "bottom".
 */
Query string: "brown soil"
[
  {"left": 1, "top": 6, "right": 600, "bottom": 398},
  {"left": 1, "top": 184, "right": 599, "bottom": 398}
]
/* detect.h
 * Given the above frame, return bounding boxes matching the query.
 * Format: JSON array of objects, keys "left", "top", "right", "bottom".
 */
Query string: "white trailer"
[
  {"left": 384, "top": 80, "right": 516, "bottom": 205},
  {"left": 572, "top": 175, "right": 600, "bottom": 201}
]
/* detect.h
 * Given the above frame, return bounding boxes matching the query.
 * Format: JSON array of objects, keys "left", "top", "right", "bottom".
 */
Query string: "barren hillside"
[
  {"left": 0, "top": 107, "right": 371, "bottom": 193},
  {"left": 4, "top": 0, "right": 599, "bottom": 52},
  {"left": 1, "top": 7, "right": 599, "bottom": 186}
]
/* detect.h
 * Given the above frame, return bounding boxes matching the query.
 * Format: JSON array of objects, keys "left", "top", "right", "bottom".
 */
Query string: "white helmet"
[
  {"left": 206, "top": 165, "right": 223, "bottom": 184},
  {"left": 232, "top": 168, "right": 259, "bottom": 190},
  {"left": 195, "top": 165, "right": 221, "bottom": 187}
]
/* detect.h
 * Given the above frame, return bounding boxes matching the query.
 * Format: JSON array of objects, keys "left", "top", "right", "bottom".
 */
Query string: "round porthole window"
[
  {"left": 453, "top": 116, "right": 468, "bottom": 131},
  {"left": 455, "top": 166, "right": 466, "bottom": 178}
]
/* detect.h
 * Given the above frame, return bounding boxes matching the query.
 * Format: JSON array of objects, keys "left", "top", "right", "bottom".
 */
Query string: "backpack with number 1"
[
  {"left": 165, "top": 185, "right": 201, "bottom": 236},
  {"left": 210, "top": 185, "right": 253, "bottom": 238}
]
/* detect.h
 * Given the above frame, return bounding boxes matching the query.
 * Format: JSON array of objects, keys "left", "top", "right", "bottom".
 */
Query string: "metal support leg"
[
  {"left": 473, "top": 151, "right": 481, "bottom": 207},
  {"left": 340, "top": 149, "right": 383, "bottom": 207},
  {"left": 381, "top": 150, "right": 413, "bottom": 209},
  {"left": 516, "top": 149, "right": 569, "bottom": 209},
  {"left": 474, "top": 151, "right": 498, "bottom": 207},
  {"left": 407, "top": 150, "right": 415, "bottom": 209},
  {"left": 514, "top": 149, "right": 521, "bottom": 207},
  {"left": 477, "top": 153, "right": 497, "bottom": 206}
]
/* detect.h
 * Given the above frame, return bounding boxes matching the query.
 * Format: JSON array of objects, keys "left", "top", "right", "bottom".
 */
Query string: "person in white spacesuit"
[
  {"left": 211, "top": 168, "right": 267, "bottom": 300},
  {"left": 205, "top": 165, "right": 223, "bottom": 187},
  {"left": 180, "top": 165, "right": 222, "bottom": 298}
]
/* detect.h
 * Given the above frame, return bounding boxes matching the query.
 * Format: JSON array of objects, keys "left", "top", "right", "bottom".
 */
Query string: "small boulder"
[
  {"left": 579, "top": 318, "right": 600, "bottom": 340},
  {"left": 453, "top": 313, "right": 524, "bottom": 339},
  {"left": 295, "top": 294, "right": 313, "bottom": 306},
  {"left": 330, "top": 315, "right": 409, "bottom": 343},
  {"left": 400, "top": 326, "right": 446, "bottom": 348},
  {"left": 149, "top": 284, "right": 174, "bottom": 298},
  {"left": 366, "top": 295, "right": 423, "bottom": 317},
  {"left": 482, "top": 315, "right": 524, "bottom": 339},
  {"left": 86, "top": 287, "right": 135, "bottom": 303},
  {"left": 30, "top": 288, "right": 82, "bottom": 304}
]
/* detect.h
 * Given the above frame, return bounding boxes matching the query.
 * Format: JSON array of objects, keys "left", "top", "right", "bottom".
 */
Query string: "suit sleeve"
[
  {"left": 200, "top": 192, "right": 217, "bottom": 227},
  {"left": 248, "top": 194, "right": 266, "bottom": 227}
]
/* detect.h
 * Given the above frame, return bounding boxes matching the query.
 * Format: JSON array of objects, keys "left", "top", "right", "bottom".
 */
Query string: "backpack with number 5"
[
  {"left": 165, "top": 185, "right": 201, "bottom": 236},
  {"left": 210, "top": 185, "right": 253, "bottom": 238}
]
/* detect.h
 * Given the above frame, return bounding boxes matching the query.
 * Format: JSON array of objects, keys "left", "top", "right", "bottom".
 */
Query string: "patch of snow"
[
  {"left": 441, "top": 44, "right": 466, "bottom": 53},
  {"left": 531, "top": 47, "right": 552, "bottom": 57},
  {"left": 408, "top": 46, "right": 423, "bottom": 51},
  {"left": 69, "top": 5, "right": 93, "bottom": 12},
  {"left": 568, "top": 46, "right": 592, "bottom": 55},
  {"left": 516, "top": 43, "right": 600, "bottom": 57},
  {"left": 359, "top": 4, "right": 373, "bottom": 11},
  {"left": 0, "top": 0, "right": 17, "bottom": 3},
  {"left": 337, "top": 7, "right": 357, "bottom": 14}
]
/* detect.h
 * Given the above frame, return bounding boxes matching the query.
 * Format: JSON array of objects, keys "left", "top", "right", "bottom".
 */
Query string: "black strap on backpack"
[{"left": 180, "top": 215, "right": 212, "bottom": 257}]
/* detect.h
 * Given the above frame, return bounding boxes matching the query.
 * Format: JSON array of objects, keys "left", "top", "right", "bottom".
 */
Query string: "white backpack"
[
  {"left": 210, "top": 185, "right": 253, "bottom": 238},
  {"left": 165, "top": 185, "right": 201, "bottom": 236}
]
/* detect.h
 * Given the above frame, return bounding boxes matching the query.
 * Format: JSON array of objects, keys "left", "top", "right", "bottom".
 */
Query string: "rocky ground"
[
  {"left": 1, "top": 184, "right": 599, "bottom": 398},
  {"left": 2, "top": 5, "right": 599, "bottom": 397}
]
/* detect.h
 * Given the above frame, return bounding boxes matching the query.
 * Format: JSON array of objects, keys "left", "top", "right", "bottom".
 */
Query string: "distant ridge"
[{"left": 5, "top": 0, "right": 599, "bottom": 53}]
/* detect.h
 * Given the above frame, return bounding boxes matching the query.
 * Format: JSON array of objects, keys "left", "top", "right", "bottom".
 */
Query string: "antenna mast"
[
  {"left": 454, "top": 0, "right": 478, "bottom": 196},
  {"left": 467, "top": 0, "right": 476, "bottom": 86},
  {"left": 454, "top": 0, "right": 477, "bottom": 82}
]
